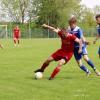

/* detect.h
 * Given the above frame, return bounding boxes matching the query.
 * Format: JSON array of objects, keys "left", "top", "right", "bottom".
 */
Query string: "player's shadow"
[
  {"left": 24, "top": 76, "right": 73, "bottom": 81},
  {"left": 55, "top": 76, "right": 74, "bottom": 80}
]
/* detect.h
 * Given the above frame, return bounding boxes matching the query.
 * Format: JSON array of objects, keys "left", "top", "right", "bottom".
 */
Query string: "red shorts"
[
  {"left": 14, "top": 35, "right": 19, "bottom": 39},
  {"left": 51, "top": 49, "right": 73, "bottom": 62}
]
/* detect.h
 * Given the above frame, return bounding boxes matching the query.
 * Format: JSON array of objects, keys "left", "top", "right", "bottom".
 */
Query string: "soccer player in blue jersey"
[
  {"left": 68, "top": 17, "right": 100, "bottom": 76},
  {"left": 93, "top": 14, "right": 100, "bottom": 58}
]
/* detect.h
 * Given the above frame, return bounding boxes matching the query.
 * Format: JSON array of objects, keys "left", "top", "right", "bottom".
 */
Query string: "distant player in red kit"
[
  {"left": 34, "top": 24, "right": 82, "bottom": 80},
  {"left": 0, "top": 42, "right": 3, "bottom": 49},
  {"left": 13, "top": 26, "right": 21, "bottom": 46}
]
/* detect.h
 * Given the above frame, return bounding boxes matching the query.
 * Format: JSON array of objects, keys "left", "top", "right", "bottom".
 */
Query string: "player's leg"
[
  {"left": 49, "top": 58, "right": 66, "bottom": 80},
  {"left": 0, "top": 43, "right": 3, "bottom": 49},
  {"left": 83, "top": 54, "right": 96, "bottom": 71},
  {"left": 17, "top": 37, "right": 20, "bottom": 45},
  {"left": 83, "top": 46, "right": 100, "bottom": 76},
  {"left": 74, "top": 48, "right": 90, "bottom": 75},
  {"left": 35, "top": 49, "right": 63, "bottom": 73},
  {"left": 14, "top": 37, "right": 17, "bottom": 46},
  {"left": 34, "top": 56, "right": 54, "bottom": 73},
  {"left": 82, "top": 47, "right": 96, "bottom": 71},
  {"left": 49, "top": 51, "right": 73, "bottom": 80},
  {"left": 76, "top": 59, "right": 90, "bottom": 76},
  {"left": 15, "top": 36, "right": 19, "bottom": 45},
  {"left": 18, "top": 39, "right": 19, "bottom": 44},
  {"left": 83, "top": 54, "right": 100, "bottom": 76}
]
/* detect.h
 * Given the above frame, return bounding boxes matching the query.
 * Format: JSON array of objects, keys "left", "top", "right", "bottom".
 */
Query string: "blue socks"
[
  {"left": 80, "top": 65, "right": 89, "bottom": 73},
  {"left": 80, "top": 60, "right": 96, "bottom": 73},
  {"left": 87, "top": 60, "right": 96, "bottom": 71}
]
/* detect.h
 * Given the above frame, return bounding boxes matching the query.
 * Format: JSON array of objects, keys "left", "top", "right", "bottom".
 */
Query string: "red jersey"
[
  {"left": 13, "top": 28, "right": 20, "bottom": 37},
  {"left": 58, "top": 31, "right": 76, "bottom": 52}
]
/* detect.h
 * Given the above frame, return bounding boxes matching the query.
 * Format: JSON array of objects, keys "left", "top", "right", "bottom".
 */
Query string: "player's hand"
[
  {"left": 57, "top": 27, "right": 60, "bottom": 31},
  {"left": 85, "top": 41, "right": 91, "bottom": 45},
  {"left": 78, "top": 49, "right": 82, "bottom": 54},
  {"left": 41, "top": 24, "right": 48, "bottom": 28}
]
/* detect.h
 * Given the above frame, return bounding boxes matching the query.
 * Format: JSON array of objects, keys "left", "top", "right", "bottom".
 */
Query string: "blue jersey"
[
  {"left": 97, "top": 25, "right": 100, "bottom": 36},
  {"left": 68, "top": 26, "right": 87, "bottom": 60},
  {"left": 97, "top": 25, "right": 100, "bottom": 52},
  {"left": 68, "top": 26, "right": 83, "bottom": 47}
]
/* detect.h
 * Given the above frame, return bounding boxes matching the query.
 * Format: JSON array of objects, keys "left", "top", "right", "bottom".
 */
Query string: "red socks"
[
  {"left": 41, "top": 63, "right": 62, "bottom": 79},
  {"left": 50, "top": 67, "right": 61, "bottom": 79}
]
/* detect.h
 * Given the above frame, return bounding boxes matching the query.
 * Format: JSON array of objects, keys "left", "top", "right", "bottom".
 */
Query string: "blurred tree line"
[{"left": 0, "top": 0, "right": 100, "bottom": 38}]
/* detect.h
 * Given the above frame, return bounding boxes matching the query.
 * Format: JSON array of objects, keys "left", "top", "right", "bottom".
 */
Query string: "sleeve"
[
  {"left": 71, "top": 34, "right": 77, "bottom": 41},
  {"left": 98, "top": 28, "right": 100, "bottom": 36},
  {"left": 58, "top": 31, "right": 62, "bottom": 37},
  {"left": 78, "top": 28, "right": 83, "bottom": 38}
]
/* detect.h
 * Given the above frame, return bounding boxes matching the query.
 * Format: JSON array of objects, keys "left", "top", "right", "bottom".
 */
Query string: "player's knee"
[
  {"left": 57, "top": 66, "right": 62, "bottom": 70},
  {"left": 77, "top": 60, "right": 83, "bottom": 67},
  {"left": 58, "top": 59, "right": 66, "bottom": 66},
  {"left": 83, "top": 55, "right": 89, "bottom": 61},
  {"left": 45, "top": 59, "right": 51, "bottom": 64},
  {"left": 78, "top": 63, "right": 83, "bottom": 67}
]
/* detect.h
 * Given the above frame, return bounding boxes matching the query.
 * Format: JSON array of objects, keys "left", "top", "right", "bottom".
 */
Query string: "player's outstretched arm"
[
  {"left": 82, "top": 36, "right": 90, "bottom": 45},
  {"left": 42, "top": 24, "right": 60, "bottom": 33},
  {"left": 75, "top": 38, "right": 82, "bottom": 53},
  {"left": 93, "top": 35, "right": 100, "bottom": 44}
]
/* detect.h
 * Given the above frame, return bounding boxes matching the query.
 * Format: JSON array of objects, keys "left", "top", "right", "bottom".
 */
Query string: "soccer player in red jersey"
[
  {"left": 13, "top": 26, "right": 21, "bottom": 46},
  {"left": 35, "top": 24, "right": 82, "bottom": 80},
  {"left": 0, "top": 43, "right": 3, "bottom": 49}
]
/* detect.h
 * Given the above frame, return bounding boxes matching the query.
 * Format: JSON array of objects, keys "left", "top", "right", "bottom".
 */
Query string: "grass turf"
[{"left": 0, "top": 38, "right": 100, "bottom": 100}]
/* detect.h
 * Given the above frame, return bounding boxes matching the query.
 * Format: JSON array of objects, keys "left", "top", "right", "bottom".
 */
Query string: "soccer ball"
[{"left": 35, "top": 72, "right": 43, "bottom": 79}]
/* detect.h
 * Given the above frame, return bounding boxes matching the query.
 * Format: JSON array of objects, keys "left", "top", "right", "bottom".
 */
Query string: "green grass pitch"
[{"left": 0, "top": 38, "right": 100, "bottom": 100}]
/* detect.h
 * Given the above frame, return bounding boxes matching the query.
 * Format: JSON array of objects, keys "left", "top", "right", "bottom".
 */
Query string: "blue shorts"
[
  {"left": 98, "top": 46, "right": 100, "bottom": 55},
  {"left": 74, "top": 46, "right": 88, "bottom": 60}
]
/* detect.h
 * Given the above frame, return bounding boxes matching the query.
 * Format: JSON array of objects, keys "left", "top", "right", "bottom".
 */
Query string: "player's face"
[
  {"left": 16, "top": 26, "right": 19, "bottom": 29},
  {"left": 62, "top": 31, "right": 68, "bottom": 38},
  {"left": 69, "top": 23, "right": 76, "bottom": 29},
  {"left": 96, "top": 17, "right": 100, "bottom": 25}
]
